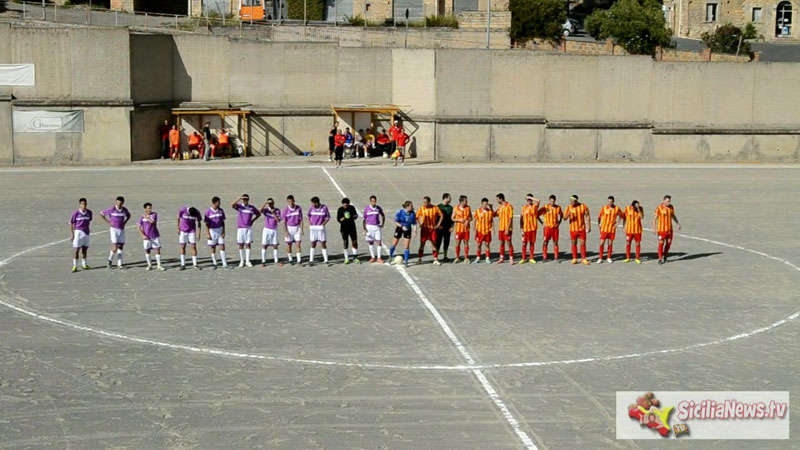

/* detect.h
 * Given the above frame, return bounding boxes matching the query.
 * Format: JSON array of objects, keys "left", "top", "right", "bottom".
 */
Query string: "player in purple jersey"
[
  {"left": 69, "top": 197, "right": 93, "bottom": 272},
  {"left": 283, "top": 195, "right": 304, "bottom": 265},
  {"left": 259, "top": 197, "right": 283, "bottom": 267},
  {"left": 306, "top": 196, "right": 331, "bottom": 266},
  {"left": 100, "top": 196, "right": 131, "bottom": 269},
  {"left": 204, "top": 196, "right": 228, "bottom": 269},
  {"left": 231, "top": 194, "right": 261, "bottom": 268},
  {"left": 177, "top": 205, "right": 202, "bottom": 270},
  {"left": 136, "top": 202, "right": 165, "bottom": 271},
  {"left": 362, "top": 195, "right": 386, "bottom": 263}
]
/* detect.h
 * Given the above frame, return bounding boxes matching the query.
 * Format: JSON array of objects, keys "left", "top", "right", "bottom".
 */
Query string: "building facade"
[{"left": 664, "top": 0, "right": 798, "bottom": 41}]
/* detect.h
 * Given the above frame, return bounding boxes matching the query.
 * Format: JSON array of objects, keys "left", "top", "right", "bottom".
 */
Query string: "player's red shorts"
[
  {"left": 658, "top": 231, "right": 673, "bottom": 240},
  {"left": 522, "top": 231, "right": 537, "bottom": 243},
  {"left": 475, "top": 233, "right": 491, "bottom": 244},
  {"left": 599, "top": 231, "right": 616, "bottom": 241},
  {"left": 543, "top": 226, "right": 559, "bottom": 241},
  {"left": 498, "top": 230, "right": 512, "bottom": 242},
  {"left": 570, "top": 230, "right": 587, "bottom": 241},
  {"left": 626, "top": 233, "right": 642, "bottom": 243},
  {"left": 420, "top": 227, "right": 437, "bottom": 243},
  {"left": 455, "top": 231, "right": 469, "bottom": 241}
]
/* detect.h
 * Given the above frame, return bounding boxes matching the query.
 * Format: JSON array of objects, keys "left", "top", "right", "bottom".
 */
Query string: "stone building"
[{"left": 664, "top": 0, "right": 797, "bottom": 41}]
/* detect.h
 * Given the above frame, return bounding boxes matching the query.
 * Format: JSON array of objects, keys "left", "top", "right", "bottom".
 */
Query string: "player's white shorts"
[
  {"left": 142, "top": 238, "right": 161, "bottom": 250},
  {"left": 262, "top": 228, "right": 278, "bottom": 246},
  {"left": 236, "top": 227, "right": 253, "bottom": 245},
  {"left": 110, "top": 227, "right": 125, "bottom": 244},
  {"left": 309, "top": 225, "right": 326, "bottom": 243},
  {"left": 365, "top": 224, "right": 382, "bottom": 243},
  {"left": 72, "top": 230, "right": 90, "bottom": 248},
  {"left": 284, "top": 225, "right": 302, "bottom": 243},
  {"left": 207, "top": 227, "right": 224, "bottom": 246},
  {"left": 178, "top": 231, "right": 197, "bottom": 245}
]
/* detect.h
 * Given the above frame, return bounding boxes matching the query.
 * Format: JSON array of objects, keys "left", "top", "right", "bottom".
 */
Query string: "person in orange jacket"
[{"left": 169, "top": 125, "right": 181, "bottom": 160}]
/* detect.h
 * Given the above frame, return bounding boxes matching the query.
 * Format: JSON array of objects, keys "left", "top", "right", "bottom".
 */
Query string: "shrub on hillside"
[
  {"left": 585, "top": 0, "right": 673, "bottom": 55},
  {"left": 509, "top": 0, "right": 566, "bottom": 43},
  {"left": 701, "top": 23, "right": 757, "bottom": 54},
  {"left": 287, "top": 0, "right": 325, "bottom": 21}
]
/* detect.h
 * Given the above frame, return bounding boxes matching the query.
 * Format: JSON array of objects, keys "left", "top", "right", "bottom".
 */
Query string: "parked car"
[{"left": 562, "top": 18, "right": 581, "bottom": 36}]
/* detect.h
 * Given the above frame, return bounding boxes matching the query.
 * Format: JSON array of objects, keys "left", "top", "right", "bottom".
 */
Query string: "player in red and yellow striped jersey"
[
  {"left": 596, "top": 195, "right": 623, "bottom": 264},
  {"left": 563, "top": 194, "right": 592, "bottom": 265},
  {"left": 536, "top": 194, "right": 563, "bottom": 262},
  {"left": 452, "top": 195, "right": 472, "bottom": 263},
  {"left": 417, "top": 196, "right": 443, "bottom": 265},
  {"left": 653, "top": 195, "right": 681, "bottom": 264},
  {"left": 519, "top": 194, "right": 540, "bottom": 264},
  {"left": 473, "top": 197, "right": 494, "bottom": 264},
  {"left": 494, "top": 193, "right": 514, "bottom": 264},
  {"left": 623, "top": 200, "right": 644, "bottom": 263}
]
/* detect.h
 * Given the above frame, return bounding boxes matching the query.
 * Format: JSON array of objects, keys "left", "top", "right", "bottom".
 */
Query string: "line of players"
[{"left": 68, "top": 192, "right": 681, "bottom": 271}]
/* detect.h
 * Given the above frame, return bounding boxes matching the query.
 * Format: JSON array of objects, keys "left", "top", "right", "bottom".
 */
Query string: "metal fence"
[{"left": 7, "top": 1, "right": 501, "bottom": 48}]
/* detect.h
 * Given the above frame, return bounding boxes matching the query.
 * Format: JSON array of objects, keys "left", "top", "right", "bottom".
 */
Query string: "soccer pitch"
[{"left": 0, "top": 162, "right": 797, "bottom": 449}]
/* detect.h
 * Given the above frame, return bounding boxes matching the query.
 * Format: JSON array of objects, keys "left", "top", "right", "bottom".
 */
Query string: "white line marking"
[
  {"left": 0, "top": 191, "right": 795, "bottom": 378},
  {"left": 0, "top": 162, "right": 797, "bottom": 174},
  {"left": 322, "top": 167, "right": 539, "bottom": 450}
]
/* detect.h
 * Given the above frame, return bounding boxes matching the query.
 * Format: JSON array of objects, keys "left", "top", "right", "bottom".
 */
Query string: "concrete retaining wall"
[{"left": 0, "top": 24, "right": 798, "bottom": 165}]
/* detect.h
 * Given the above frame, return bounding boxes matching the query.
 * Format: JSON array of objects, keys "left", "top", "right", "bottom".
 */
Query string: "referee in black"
[
  {"left": 337, "top": 198, "right": 360, "bottom": 264},
  {"left": 436, "top": 193, "right": 454, "bottom": 263}
]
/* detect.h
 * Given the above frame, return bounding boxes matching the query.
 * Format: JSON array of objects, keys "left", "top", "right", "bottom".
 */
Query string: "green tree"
[
  {"left": 509, "top": 0, "right": 567, "bottom": 43},
  {"left": 701, "top": 23, "right": 757, "bottom": 54},
  {"left": 287, "top": 0, "right": 326, "bottom": 21},
  {"left": 585, "top": 0, "right": 673, "bottom": 55}
]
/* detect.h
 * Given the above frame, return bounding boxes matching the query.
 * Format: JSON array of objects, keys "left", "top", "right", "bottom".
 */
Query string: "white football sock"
[
  {"left": 180, "top": 254, "right": 186, "bottom": 266},
  {"left": 108, "top": 251, "right": 115, "bottom": 261},
  {"left": 191, "top": 256, "right": 197, "bottom": 266},
  {"left": 145, "top": 254, "right": 151, "bottom": 265},
  {"left": 116, "top": 250, "right": 123, "bottom": 266},
  {"left": 350, "top": 248, "right": 357, "bottom": 257},
  {"left": 273, "top": 249, "right": 279, "bottom": 264},
  {"left": 343, "top": 249, "right": 349, "bottom": 261},
  {"left": 375, "top": 244, "right": 382, "bottom": 258},
  {"left": 72, "top": 258, "right": 78, "bottom": 267},
  {"left": 296, "top": 252, "right": 302, "bottom": 263},
  {"left": 322, "top": 249, "right": 328, "bottom": 263},
  {"left": 368, "top": 245, "right": 376, "bottom": 258},
  {"left": 261, "top": 248, "right": 266, "bottom": 263},
  {"left": 238, "top": 249, "right": 244, "bottom": 261},
  {"left": 309, "top": 248, "right": 315, "bottom": 262},
  {"left": 244, "top": 248, "right": 250, "bottom": 262},
  {"left": 220, "top": 250, "right": 227, "bottom": 265},
  {"left": 211, "top": 253, "right": 217, "bottom": 265},
  {"left": 155, "top": 254, "right": 162, "bottom": 265},
  {"left": 81, "top": 258, "right": 87, "bottom": 267}
]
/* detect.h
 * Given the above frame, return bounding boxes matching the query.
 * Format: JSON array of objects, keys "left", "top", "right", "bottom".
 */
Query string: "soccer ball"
[
  {"left": 382, "top": 153, "right": 388, "bottom": 159},
  {"left": 394, "top": 255, "right": 404, "bottom": 265}
]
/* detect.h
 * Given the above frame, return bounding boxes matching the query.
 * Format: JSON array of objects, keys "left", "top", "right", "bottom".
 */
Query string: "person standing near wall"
[
  {"left": 159, "top": 120, "right": 171, "bottom": 160},
  {"left": 435, "top": 193, "right": 454, "bottom": 263},
  {"left": 169, "top": 125, "right": 181, "bottom": 161},
  {"left": 388, "top": 120, "right": 402, "bottom": 160},
  {"left": 328, "top": 121, "right": 339, "bottom": 162},
  {"left": 376, "top": 129, "right": 391, "bottom": 158},
  {"left": 202, "top": 122, "right": 213, "bottom": 161}
]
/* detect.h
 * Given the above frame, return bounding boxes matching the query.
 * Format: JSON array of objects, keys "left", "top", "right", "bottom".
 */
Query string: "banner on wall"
[
  {"left": 13, "top": 110, "right": 85, "bottom": 133},
  {"left": 0, "top": 64, "right": 35, "bottom": 86}
]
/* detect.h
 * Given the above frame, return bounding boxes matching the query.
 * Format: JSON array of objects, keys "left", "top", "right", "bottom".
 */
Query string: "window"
[
  {"left": 752, "top": 7, "right": 762, "bottom": 22},
  {"left": 705, "top": 3, "right": 717, "bottom": 22},
  {"left": 243, "top": 0, "right": 261, "bottom": 6}
]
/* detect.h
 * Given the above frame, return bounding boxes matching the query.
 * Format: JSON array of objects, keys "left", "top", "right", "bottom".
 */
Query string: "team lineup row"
[{"left": 67, "top": 192, "right": 682, "bottom": 272}]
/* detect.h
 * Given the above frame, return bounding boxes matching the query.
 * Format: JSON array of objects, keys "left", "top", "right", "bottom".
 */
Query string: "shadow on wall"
[
  {"left": 409, "top": 136, "right": 417, "bottom": 158},
  {"left": 171, "top": 39, "right": 192, "bottom": 104},
  {"left": 249, "top": 115, "right": 305, "bottom": 156}
]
